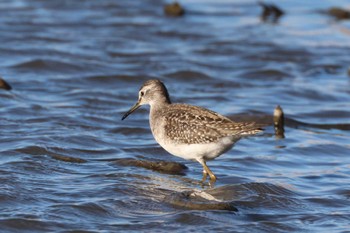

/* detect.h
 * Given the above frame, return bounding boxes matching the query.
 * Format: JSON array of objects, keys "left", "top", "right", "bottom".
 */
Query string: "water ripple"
[{"left": 1, "top": 0, "right": 350, "bottom": 232}]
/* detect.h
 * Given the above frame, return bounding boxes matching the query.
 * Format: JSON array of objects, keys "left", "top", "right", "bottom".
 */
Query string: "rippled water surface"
[{"left": 1, "top": 0, "right": 350, "bottom": 232}]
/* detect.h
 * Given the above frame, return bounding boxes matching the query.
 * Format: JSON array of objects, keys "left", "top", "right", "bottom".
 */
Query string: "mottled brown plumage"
[
  {"left": 122, "top": 79, "right": 263, "bottom": 184},
  {"left": 161, "top": 104, "right": 261, "bottom": 144}
]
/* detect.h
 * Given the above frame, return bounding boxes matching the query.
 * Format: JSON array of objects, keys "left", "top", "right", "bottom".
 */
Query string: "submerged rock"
[
  {"left": 164, "top": 2, "right": 185, "bottom": 17},
  {"left": 258, "top": 2, "right": 284, "bottom": 23},
  {"left": 116, "top": 158, "right": 188, "bottom": 175},
  {"left": 327, "top": 7, "right": 350, "bottom": 20},
  {"left": 51, "top": 154, "right": 87, "bottom": 163},
  {"left": 0, "top": 77, "right": 12, "bottom": 90},
  {"left": 164, "top": 182, "right": 299, "bottom": 211},
  {"left": 228, "top": 109, "right": 350, "bottom": 132},
  {"left": 165, "top": 190, "right": 238, "bottom": 211}
]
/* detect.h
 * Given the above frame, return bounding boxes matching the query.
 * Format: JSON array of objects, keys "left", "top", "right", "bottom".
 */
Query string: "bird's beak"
[{"left": 121, "top": 101, "right": 141, "bottom": 120}]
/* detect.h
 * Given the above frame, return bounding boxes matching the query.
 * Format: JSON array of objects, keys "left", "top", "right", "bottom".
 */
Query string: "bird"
[{"left": 122, "top": 79, "right": 262, "bottom": 184}]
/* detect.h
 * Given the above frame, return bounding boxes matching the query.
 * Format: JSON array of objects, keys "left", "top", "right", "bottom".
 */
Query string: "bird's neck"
[
  {"left": 150, "top": 99, "right": 170, "bottom": 114},
  {"left": 149, "top": 100, "right": 170, "bottom": 134},
  {"left": 149, "top": 92, "right": 171, "bottom": 122}
]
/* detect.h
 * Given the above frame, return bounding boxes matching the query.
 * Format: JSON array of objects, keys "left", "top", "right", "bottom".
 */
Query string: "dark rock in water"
[
  {"left": 164, "top": 183, "right": 299, "bottom": 211},
  {"left": 228, "top": 111, "right": 350, "bottom": 132},
  {"left": 327, "top": 7, "right": 350, "bottom": 20},
  {"left": 165, "top": 190, "right": 238, "bottom": 211},
  {"left": 258, "top": 2, "right": 284, "bottom": 23},
  {"left": 228, "top": 113, "right": 271, "bottom": 129},
  {"left": 164, "top": 2, "right": 185, "bottom": 17},
  {"left": 274, "top": 105, "right": 285, "bottom": 139},
  {"left": 0, "top": 77, "right": 12, "bottom": 90},
  {"left": 51, "top": 154, "right": 87, "bottom": 163},
  {"left": 116, "top": 158, "right": 188, "bottom": 175}
]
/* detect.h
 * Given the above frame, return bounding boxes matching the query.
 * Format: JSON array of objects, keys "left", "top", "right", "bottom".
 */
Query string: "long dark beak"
[{"left": 121, "top": 101, "right": 141, "bottom": 120}]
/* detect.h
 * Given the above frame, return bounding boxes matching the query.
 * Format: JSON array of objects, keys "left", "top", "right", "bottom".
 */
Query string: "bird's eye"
[{"left": 140, "top": 91, "right": 144, "bottom": 97}]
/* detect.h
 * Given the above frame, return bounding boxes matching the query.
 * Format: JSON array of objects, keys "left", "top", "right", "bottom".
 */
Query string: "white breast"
[{"left": 154, "top": 133, "right": 236, "bottom": 161}]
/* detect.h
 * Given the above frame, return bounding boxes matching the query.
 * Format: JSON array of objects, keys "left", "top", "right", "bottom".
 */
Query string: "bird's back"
[{"left": 152, "top": 103, "right": 262, "bottom": 145}]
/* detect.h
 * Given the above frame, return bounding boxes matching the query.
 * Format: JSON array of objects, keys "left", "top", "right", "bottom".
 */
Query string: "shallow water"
[{"left": 1, "top": 0, "right": 350, "bottom": 232}]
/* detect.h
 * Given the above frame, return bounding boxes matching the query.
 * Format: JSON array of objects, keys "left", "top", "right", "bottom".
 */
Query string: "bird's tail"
[{"left": 238, "top": 122, "right": 264, "bottom": 136}]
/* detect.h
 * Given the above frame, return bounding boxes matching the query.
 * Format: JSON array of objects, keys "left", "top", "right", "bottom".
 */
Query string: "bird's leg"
[
  {"left": 206, "top": 165, "right": 217, "bottom": 183},
  {"left": 197, "top": 159, "right": 217, "bottom": 183},
  {"left": 202, "top": 169, "right": 208, "bottom": 183}
]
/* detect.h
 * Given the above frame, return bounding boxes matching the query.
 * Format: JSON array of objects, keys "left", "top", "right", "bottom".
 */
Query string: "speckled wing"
[{"left": 163, "top": 104, "right": 261, "bottom": 144}]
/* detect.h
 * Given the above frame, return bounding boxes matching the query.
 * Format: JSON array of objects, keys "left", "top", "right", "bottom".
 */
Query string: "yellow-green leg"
[
  {"left": 201, "top": 170, "right": 208, "bottom": 183},
  {"left": 198, "top": 159, "right": 217, "bottom": 183}
]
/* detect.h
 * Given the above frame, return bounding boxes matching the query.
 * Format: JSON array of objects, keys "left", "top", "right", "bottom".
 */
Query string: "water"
[{"left": 1, "top": 0, "right": 350, "bottom": 232}]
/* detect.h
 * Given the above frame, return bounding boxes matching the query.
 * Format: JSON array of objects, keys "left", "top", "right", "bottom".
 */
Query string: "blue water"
[{"left": 1, "top": 0, "right": 350, "bottom": 232}]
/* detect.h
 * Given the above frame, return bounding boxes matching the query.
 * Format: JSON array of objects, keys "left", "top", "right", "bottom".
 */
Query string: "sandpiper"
[{"left": 122, "top": 79, "right": 262, "bottom": 184}]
